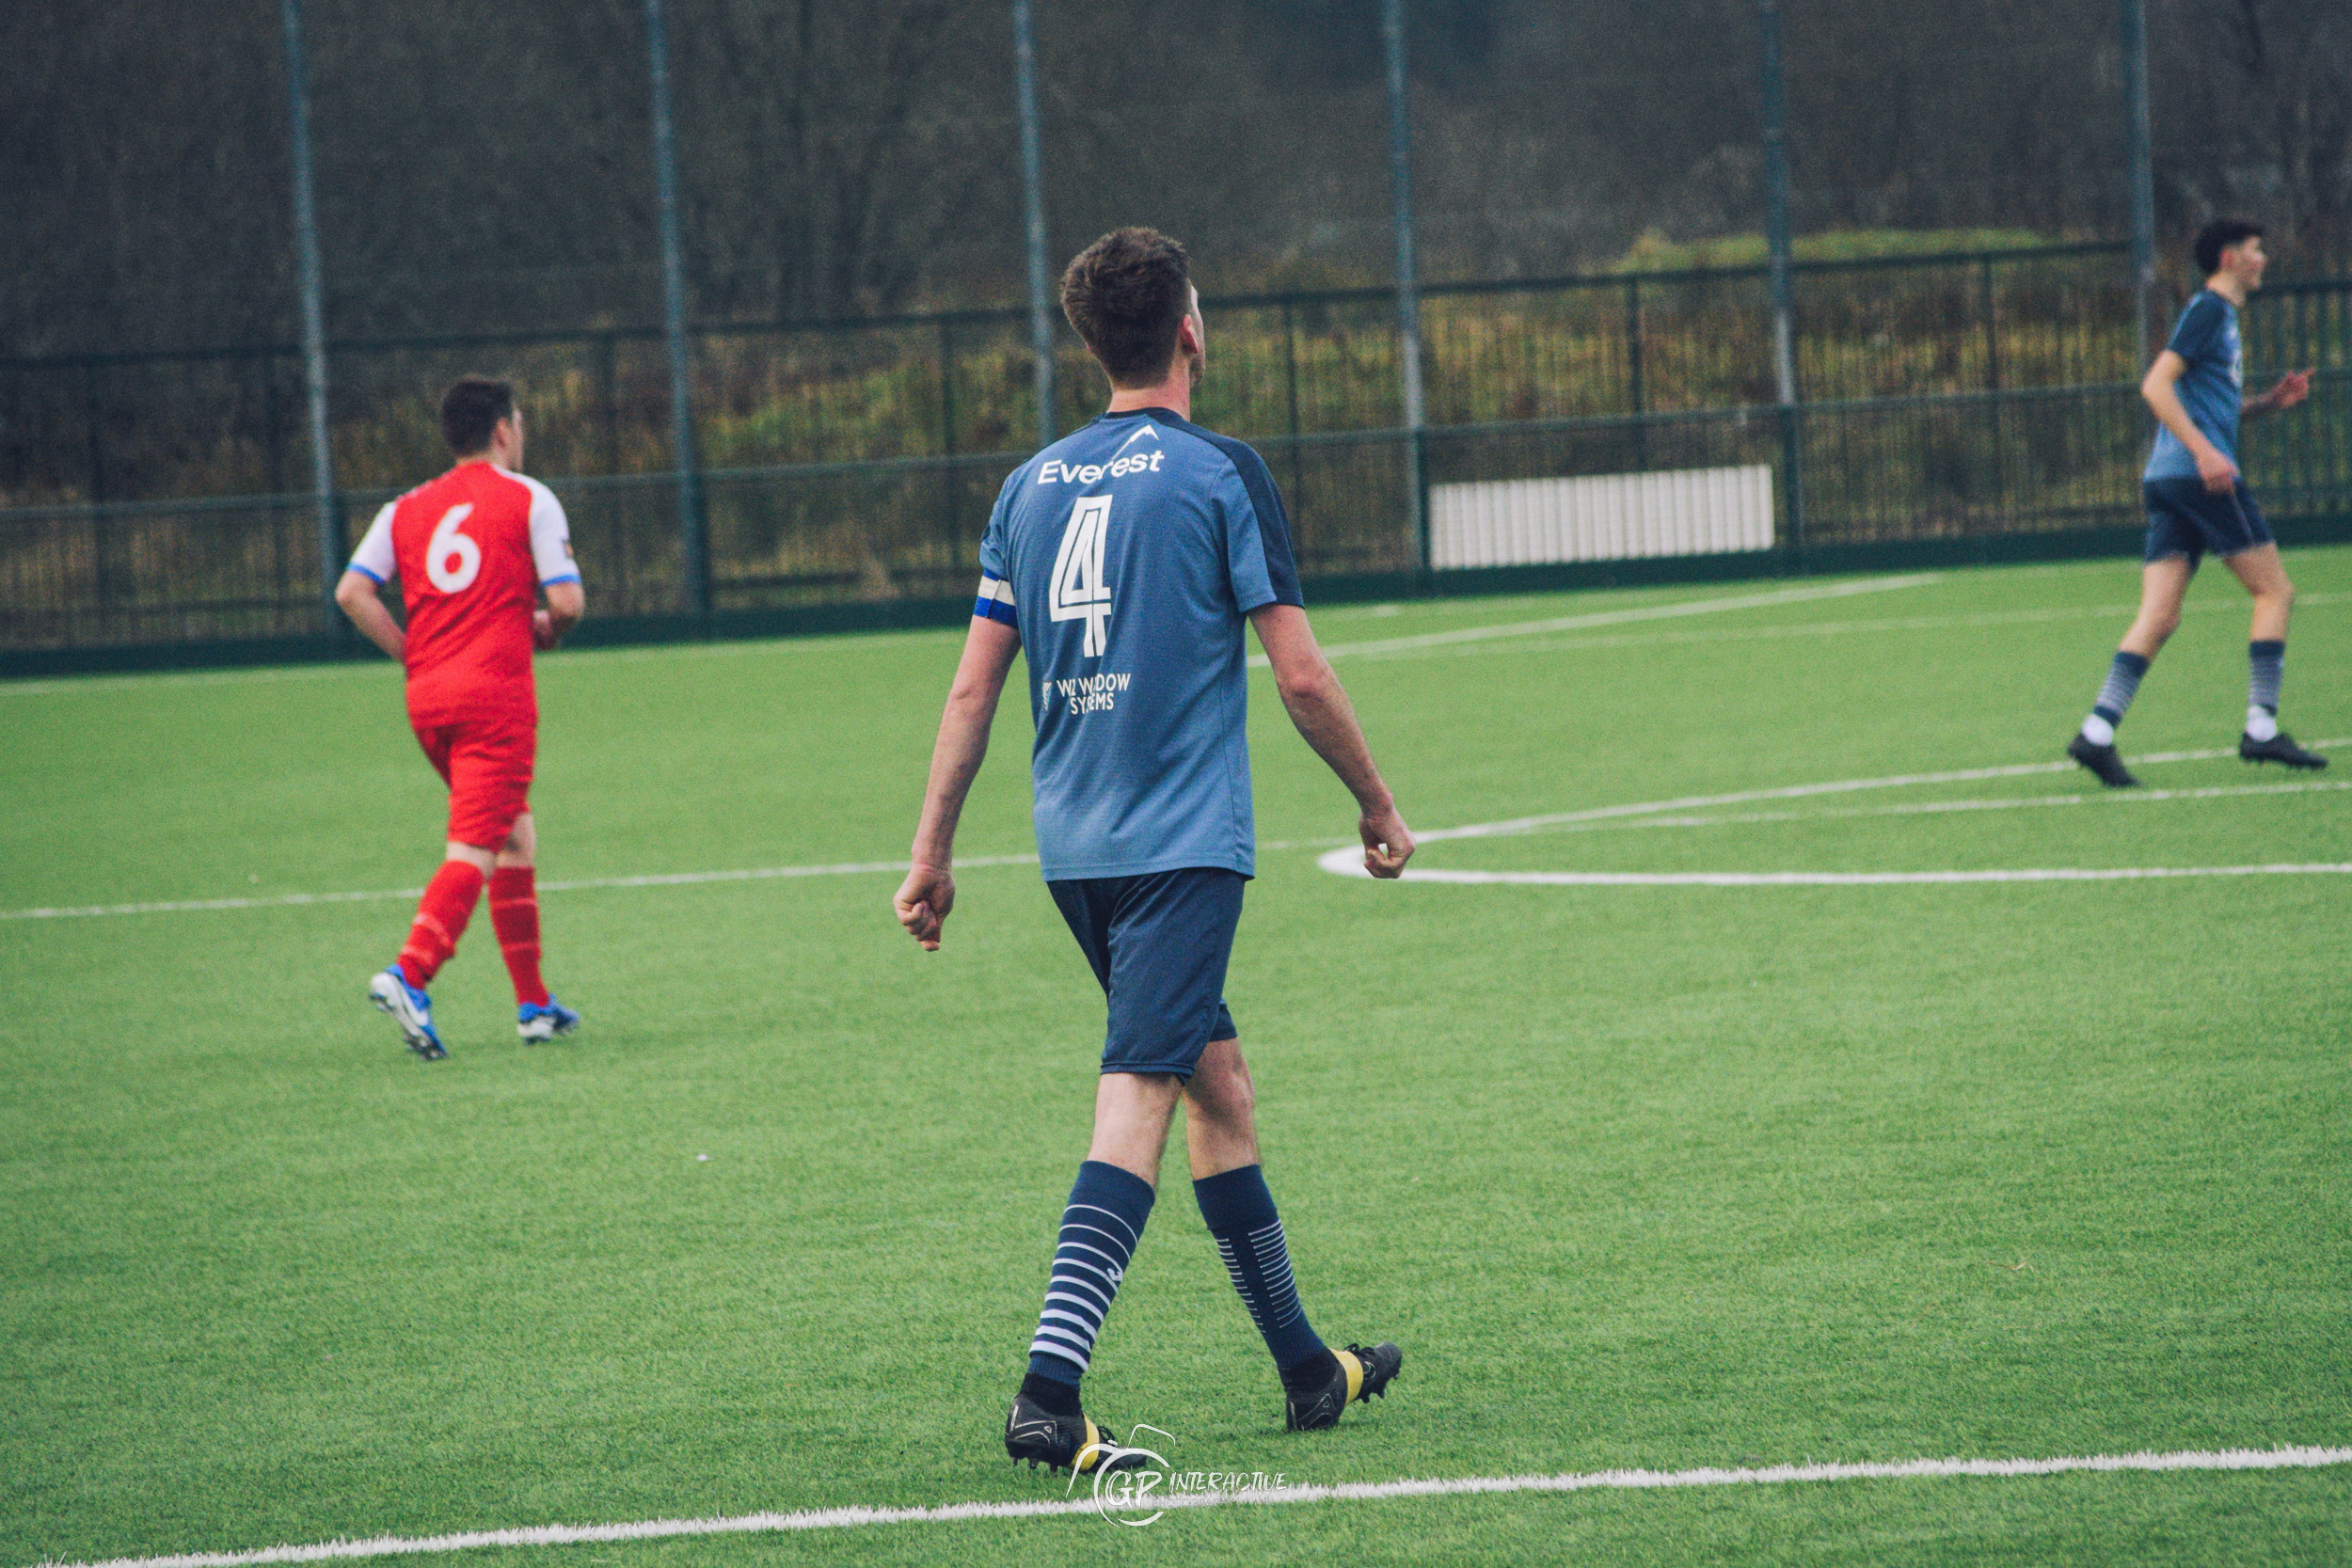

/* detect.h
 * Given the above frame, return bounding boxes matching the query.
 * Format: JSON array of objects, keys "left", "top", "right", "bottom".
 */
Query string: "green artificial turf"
[{"left": 3, "top": 550, "right": 2347, "bottom": 1566}]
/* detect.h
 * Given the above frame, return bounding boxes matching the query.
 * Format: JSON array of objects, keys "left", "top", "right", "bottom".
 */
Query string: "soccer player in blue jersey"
[
  {"left": 894, "top": 229, "right": 1414, "bottom": 1472},
  {"left": 2069, "top": 220, "right": 2321, "bottom": 785}
]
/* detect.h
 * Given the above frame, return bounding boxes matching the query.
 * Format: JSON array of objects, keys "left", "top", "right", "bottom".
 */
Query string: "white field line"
[
  {"left": 0, "top": 855, "right": 1042, "bottom": 923},
  {"left": 1316, "top": 739, "right": 2350, "bottom": 884},
  {"left": 30, "top": 1445, "right": 2352, "bottom": 1568},
  {"left": 6, "top": 578, "right": 1911, "bottom": 697},
  {"left": 1327, "top": 589, "right": 2351, "bottom": 667},
  {"left": 8, "top": 580, "right": 2343, "bottom": 699},
  {"left": 12, "top": 744, "right": 2341, "bottom": 923},
  {"left": 1405, "top": 739, "right": 2332, "bottom": 847},
  {"left": 1250, "top": 574, "right": 1944, "bottom": 666},
  {"left": 1388, "top": 863, "right": 2352, "bottom": 887},
  {"left": 0, "top": 628, "right": 964, "bottom": 700},
  {"left": 1496, "top": 777, "right": 2352, "bottom": 839}
]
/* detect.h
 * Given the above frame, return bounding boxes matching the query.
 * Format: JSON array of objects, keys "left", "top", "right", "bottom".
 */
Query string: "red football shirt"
[{"left": 348, "top": 462, "right": 579, "bottom": 726}]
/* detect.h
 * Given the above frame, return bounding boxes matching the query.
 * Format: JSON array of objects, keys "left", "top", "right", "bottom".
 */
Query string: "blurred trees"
[{"left": 2, "top": 0, "right": 2347, "bottom": 359}]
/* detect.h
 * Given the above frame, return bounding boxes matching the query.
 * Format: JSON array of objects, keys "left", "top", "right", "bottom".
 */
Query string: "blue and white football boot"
[
  {"left": 368, "top": 964, "right": 447, "bottom": 1060},
  {"left": 516, "top": 998, "right": 580, "bottom": 1044}
]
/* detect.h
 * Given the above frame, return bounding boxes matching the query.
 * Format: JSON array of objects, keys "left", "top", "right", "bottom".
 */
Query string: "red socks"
[
  {"left": 393, "top": 862, "right": 549, "bottom": 1003},
  {"left": 488, "top": 866, "right": 550, "bottom": 1006},
  {"left": 398, "top": 862, "right": 485, "bottom": 986}
]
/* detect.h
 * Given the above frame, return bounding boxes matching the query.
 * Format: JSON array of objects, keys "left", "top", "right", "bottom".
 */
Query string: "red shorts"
[{"left": 412, "top": 718, "right": 536, "bottom": 849}]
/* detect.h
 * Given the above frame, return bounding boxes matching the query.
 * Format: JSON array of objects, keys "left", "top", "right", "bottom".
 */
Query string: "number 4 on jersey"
[{"left": 1049, "top": 494, "right": 1113, "bottom": 657}]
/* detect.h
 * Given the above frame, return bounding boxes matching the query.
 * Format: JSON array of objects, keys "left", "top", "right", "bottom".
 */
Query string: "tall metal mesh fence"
[
  {"left": 5, "top": 248, "right": 2350, "bottom": 652},
  {"left": 6, "top": 0, "right": 2352, "bottom": 659}
]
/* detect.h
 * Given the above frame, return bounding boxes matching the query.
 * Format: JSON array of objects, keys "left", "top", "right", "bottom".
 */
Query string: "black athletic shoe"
[
  {"left": 1284, "top": 1341, "right": 1403, "bottom": 1432},
  {"left": 1003, "top": 1394, "right": 1147, "bottom": 1475},
  {"left": 2067, "top": 733, "right": 2141, "bottom": 788},
  {"left": 2240, "top": 730, "right": 2328, "bottom": 769}
]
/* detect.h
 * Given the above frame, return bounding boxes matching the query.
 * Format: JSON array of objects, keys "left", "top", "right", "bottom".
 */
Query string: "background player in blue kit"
[
  {"left": 894, "top": 229, "right": 1415, "bottom": 1472},
  {"left": 2068, "top": 220, "right": 2321, "bottom": 786}
]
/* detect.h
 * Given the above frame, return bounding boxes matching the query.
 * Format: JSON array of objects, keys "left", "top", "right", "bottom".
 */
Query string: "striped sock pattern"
[
  {"left": 396, "top": 861, "right": 485, "bottom": 986},
  {"left": 2091, "top": 650, "right": 2152, "bottom": 726},
  {"left": 1026, "top": 1160, "right": 1154, "bottom": 1385},
  {"left": 1195, "top": 1164, "right": 1327, "bottom": 1373},
  {"left": 487, "top": 866, "right": 549, "bottom": 1006},
  {"left": 2249, "top": 641, "right": 2285, "bottom": 713}
]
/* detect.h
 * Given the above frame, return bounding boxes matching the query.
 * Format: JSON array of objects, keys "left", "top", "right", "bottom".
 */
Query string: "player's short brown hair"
[
  {"left": 440, "top": 376, "right": 516, "bottom": 455},
  {"left": 1059, "top": 229, "right": 1192, "bottom": 388}
]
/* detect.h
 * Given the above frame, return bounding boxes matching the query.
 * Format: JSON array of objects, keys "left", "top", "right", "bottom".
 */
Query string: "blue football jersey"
[
  {"left": 975, "top": 407, "right": 1304, "bottom": 881},
  {"left": 2145, "top": 290, "right": 2244, "bottom": 482}
]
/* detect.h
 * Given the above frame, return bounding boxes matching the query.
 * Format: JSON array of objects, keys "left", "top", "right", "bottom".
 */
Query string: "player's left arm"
[
  {"left": 1250, "top": 604, "right": 1414, "bottom": 879},
  {"left": 1222, "top": 446, "right": 1413, "bottom": 878},
  {"left": 527, "top": 479, "right": 586, "bottom": 648},
  {"left": 895, "top": 615, "right": 1022, "bottom": 950},
  {"left": 2246, "top": 368, "right": 2314, "bottom": 417},
  {"left": 537, "top": 582, "right": 585, "bottom": 649}
]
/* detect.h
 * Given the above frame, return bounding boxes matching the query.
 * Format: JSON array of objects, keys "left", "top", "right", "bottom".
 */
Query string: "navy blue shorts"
[
  {"left": 1048, "top": 867, "right": 1243, "bottom": 1081},
  {"left": 2144, "top": 477, "right": 2273, "bottom": 568}
]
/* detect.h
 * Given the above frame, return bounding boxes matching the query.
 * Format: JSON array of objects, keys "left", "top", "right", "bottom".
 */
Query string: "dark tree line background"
[{"left": 4, "top": 0, "right": 2348, "bottom": 359}]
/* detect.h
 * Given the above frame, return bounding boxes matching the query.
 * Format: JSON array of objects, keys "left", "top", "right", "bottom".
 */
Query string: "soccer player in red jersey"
[{"left": 334, "top": 376, "right": 587, "bottom": 1059}]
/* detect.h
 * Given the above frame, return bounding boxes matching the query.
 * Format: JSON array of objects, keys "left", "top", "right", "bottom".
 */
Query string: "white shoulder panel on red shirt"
[
  {"left": 349, "top": 500, "right": 399, "bottom": 583},
  {"left": 518, "top": 474, "right": 580, "bottom": 586}
]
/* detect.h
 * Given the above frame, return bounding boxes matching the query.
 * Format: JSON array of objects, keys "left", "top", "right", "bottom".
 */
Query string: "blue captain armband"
[{"left": 975, "top": 574, "right": 1019, "bottom": 626}]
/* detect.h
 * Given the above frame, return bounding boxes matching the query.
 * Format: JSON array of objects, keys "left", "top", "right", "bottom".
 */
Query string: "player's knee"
[{"left": 1191, "top": 1052, "right": 1254, "bottom": 1123}]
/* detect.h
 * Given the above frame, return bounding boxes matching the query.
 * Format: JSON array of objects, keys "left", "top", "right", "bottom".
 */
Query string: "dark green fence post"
[
  {"left": 1777, "top": 404, "right": 1804, "bottom": 560},
  {"left": 81, "top": 359, "right": 111, "bottom": 627},
  {"left": 1756, "top": 0, "right": 1803, "bottom": 562},
  {"left": 81, "top": 359, "right": 104, "bottom": 508},
  {"left": 1626, "top": 276, "right": 1649, "bottom": 471},
  {"left": 644, "top": 0, "right": 708, "bottom": 623},
  {"left": 598, "top": 333, "right": 620, "bottom": 474},
  {"left": 1380, "top": 0, "right": 1429, "bottom": 581},
  {"left": 1982, "top": 254, "right": 2004, "bottom": 514},
  {"left": 1281, "top": 298, "right": 1307, "bottom": 520},
  {"left": 939, "top": 317, "right": 960, "bottom": 557}
]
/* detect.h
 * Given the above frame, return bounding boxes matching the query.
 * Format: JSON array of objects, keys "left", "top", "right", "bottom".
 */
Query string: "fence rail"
[{"left": 5, "top": 246, "right": 2351, "bottom": 656}]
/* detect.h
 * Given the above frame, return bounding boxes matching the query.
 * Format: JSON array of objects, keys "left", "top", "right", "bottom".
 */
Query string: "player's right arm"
[
  {"left": 335, "top": 502, "right": 406, "bottom": 661},
  {"left": 895, "top": 614, "right": 1022, "bottom": 950},
  {"left": 1250, "top": 604, "right": 1414, "bottom": 879}
]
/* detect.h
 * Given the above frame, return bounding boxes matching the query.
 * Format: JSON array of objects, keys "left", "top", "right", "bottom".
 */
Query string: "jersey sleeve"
[
  {"left": 526, "top": 479, "right": 580, "bottom": 586},
  {"left": 974, "top": 469, "right": 1020, "bottom": 627},
  {"left": 347, "top": 501, "right": 398, "bottom": 583},
  {"left": 1214, "top": 442, "right": 1305, "bottom": 613},
  {"left": 2167, "top": 293, "right": 2225, "bottom": 366}
]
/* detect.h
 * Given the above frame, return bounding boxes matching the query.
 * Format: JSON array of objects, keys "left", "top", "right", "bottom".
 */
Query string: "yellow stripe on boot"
[{"left": 1337, "top": 1348, "right": 1364, "bottom": 1403}]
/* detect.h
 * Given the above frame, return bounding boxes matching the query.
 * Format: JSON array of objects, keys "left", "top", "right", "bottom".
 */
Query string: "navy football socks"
[
  {"left": 2082, "top": 650, "right": 2151, "bottom": 746},
  {"left": 1026, "top": 1160, "right": 1154, "bottom": 1390},
  {"left": 1194, "top": 1164, "right": 1332, "bottom": 1386},
  {"left": 2248, "top": 640, "right": 2285, "bottom": 738}
]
